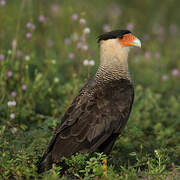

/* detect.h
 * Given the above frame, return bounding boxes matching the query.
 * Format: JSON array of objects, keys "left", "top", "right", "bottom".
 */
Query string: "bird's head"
[
  {"left": 96, "top": 30, "right": 141, "bottom": 80},
  {"left": 98, "top": 29, "right": 141, "bottom": 48},
  {"left": 97, "top": 29, "right": 141, "bottom": 66}
]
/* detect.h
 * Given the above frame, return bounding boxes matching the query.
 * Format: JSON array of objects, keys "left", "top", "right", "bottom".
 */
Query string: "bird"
[{"left": 37, "top": 29, "right": 141, "bottom": 173}]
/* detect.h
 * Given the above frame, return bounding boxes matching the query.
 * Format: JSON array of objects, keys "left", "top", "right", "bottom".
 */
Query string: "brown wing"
[{"left": 37, "top": 79, "right": 134, "bottom": 172}]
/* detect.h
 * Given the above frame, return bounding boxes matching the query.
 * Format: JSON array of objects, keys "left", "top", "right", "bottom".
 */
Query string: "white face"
[{"left": 100, "top": 39, "right": 130, "bottom": 66}]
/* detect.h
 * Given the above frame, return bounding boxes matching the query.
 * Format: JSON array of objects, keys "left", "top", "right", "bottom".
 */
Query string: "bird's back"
[{"left": 37, "top": 78, "right": 134, "bottom": 173}]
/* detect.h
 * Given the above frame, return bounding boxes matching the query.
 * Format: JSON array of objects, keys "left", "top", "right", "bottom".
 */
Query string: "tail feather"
[{"left": 37, "top": 152, "right": 53, "bottom": 173}]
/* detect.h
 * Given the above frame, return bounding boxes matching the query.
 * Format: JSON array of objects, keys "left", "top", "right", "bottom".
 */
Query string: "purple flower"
[
  {"left": 11, "top": 91, "right": 17, "bottom": 97},
  {"left": 22, "top": 84, "right": 27, "bottom": 90},
  {"left": 26, "top": 32, "right": 32, "bottom": 39},
  {"left": 26, "top": 23, "right": 36, "bottom": 30},
  {"left": 72, "top": 13, "right": 78, "bottom": 21},
  {"left": 0, "top": 0, "right": 6, "bottom": 6},
  {"left": 17, "top": 50, "right": 22, "bottom": 57},
  {"left": 172, "top": 69, "right": 179, "bottom": 76},
  {"left": 103, "top": 24, "right": 111, "bottom": 32},
  {"left": 26, "top": 22, "right": 32, "bottom": 28},
  {"left": 76, "top": 42, "right": 82, "bottom": 49},
  {"left": 64, "top": 38, "right": 71, "bottom": 44},
  {"left": 39, "top": 15, "right": 46, "bottom": 22},
  {"left": 0, "top": 54, "right": 5, "bottom": 61},
  {"left": 155, "top": 52, "right": 161, "bottom": 59},
  {"left": 162, "top": 74, "right": 169, "bottom": 81},
  {"left": 81, "top": 44, "right": 88, "bottom": 51},
  {"left": 8, "top": 71, "right": 13, "bottom": 77},
  {"left": 144, "top": 51, "right": 151, "bottom": 59},
  {"left": 126, "top": 23, "right": 134, "bottom": 31},
  {"left": 68, "top": 53, "right": 75, "bottom": 59}
]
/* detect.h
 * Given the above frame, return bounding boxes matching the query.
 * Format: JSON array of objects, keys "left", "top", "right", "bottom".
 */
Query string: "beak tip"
[{"left": 133, "top": 38, "right": 141, "bottom": 48}]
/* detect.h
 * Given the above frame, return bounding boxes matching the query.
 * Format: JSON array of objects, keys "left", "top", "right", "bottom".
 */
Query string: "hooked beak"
[{"left": 132, "top": 37, "right": 141, "bottom": 48}]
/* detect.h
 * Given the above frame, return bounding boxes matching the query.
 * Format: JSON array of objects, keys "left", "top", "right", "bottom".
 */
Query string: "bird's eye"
[{"left": 118, "top": 35, "right": 123, "bottom": 39}]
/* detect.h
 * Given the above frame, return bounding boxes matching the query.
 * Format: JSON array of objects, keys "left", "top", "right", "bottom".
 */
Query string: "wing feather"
[{"left": 38, "top": 79, "right": 134, "bottom": 169}]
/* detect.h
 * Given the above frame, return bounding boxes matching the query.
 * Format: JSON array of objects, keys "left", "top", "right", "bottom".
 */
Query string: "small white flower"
[
  {"left": 89, "top": 60, "right": 95, "bottom": 66},
  {"left": 25, "top": 55, "right": 30, "bottom": 61},
  {"left": 83, "top": 27, "right": 90, "bottom": 34},
  {"left": 11, "top": 127, "right": 17, "bottom": 134},
  {"left": 10, "top": 113, "right": 15, "bottom": 119},
  {"left": 79, "top": 18, "right": 86, "bottom": 25},
  {"left": 12, "top": 101, "right": 16, "bottom": 106},
  {"left": 7, "top": 101, "right": 16, "bottom": 107},
  {"left": 8, "top": 101, "right": 12, "bottom": 106},
  {"left": 83, "top": 59, "right": 89, "bottom": 66}
]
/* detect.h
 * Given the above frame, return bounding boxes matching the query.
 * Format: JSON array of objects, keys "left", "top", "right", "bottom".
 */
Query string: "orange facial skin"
[{"left": 118, "top": 34, "right": 136, "bottom": 47}]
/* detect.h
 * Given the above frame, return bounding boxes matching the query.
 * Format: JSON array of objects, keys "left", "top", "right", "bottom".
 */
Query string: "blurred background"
[{"left": 0, "top": 0, "right": 179, "bottom": 179}]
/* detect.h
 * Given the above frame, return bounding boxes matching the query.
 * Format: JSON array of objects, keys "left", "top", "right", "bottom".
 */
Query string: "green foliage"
[
  {"left": 0, "top": 0, "right": 180, "bottom": 179},
  {"left": 59, "top": 153, "right": 107, "bottom": 179}
]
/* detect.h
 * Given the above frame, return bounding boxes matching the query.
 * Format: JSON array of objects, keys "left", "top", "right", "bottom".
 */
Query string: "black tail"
[{"left": 36, "top": 152, "right": 53, "bottom": 173}]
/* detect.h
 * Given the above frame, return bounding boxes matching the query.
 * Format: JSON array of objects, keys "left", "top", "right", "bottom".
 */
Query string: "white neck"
[{"left": 95, "top": 39, "right": 131, "bottom": 82}]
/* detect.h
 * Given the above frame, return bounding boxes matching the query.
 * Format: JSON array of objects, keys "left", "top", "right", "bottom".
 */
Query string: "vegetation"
[{"left": 0, "top": 0, "right": 179, "bottom": 179}]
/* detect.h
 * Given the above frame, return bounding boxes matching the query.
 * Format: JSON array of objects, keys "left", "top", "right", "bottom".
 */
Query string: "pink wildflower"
[
  {"left": 172, "top": 69, "right": 179, "bottom": 76},
  {"left": 72, "top": 13, "right": 78, "bottom": 21},
  {"left": 0, "top": 54, "right": 5, "bottom": 61},
  {"left": 22, "top": 84, "right": 27, "bottom": 90},
  {"left": 8, "top": 71, "right": 13, "bottom": 77},
  {"left": 144, "top": 52, "right": 151, "bottom": 59},
  {"left": 39, "top": 15, "right": 46, "bottom": 22},
  {"left": 11, "top": 91, "right": 17, "bottom": 97},
  {"left": 26, "top": 32, "right": 32, "bottom": 39}
]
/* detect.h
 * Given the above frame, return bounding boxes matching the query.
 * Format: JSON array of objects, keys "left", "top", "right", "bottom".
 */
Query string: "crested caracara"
[{"left": 37, "top": 29, "right": 141, "bottom": 173}]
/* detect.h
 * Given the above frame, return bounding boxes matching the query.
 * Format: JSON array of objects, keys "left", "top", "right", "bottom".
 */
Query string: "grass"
[{"left": 0, "top": 0, "right": 180, "bottom": 179}]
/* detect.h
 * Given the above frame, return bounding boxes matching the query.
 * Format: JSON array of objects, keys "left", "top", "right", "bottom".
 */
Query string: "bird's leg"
[{"left": 103, "top": 158, "right": 107, "bottom": 175}]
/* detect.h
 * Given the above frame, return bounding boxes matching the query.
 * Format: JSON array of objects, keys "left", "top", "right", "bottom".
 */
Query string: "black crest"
[{"left": 97, "top": 29, "right": 131, "bottom": 43}]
